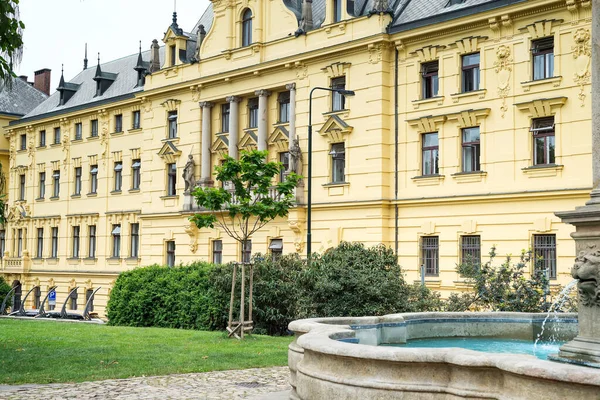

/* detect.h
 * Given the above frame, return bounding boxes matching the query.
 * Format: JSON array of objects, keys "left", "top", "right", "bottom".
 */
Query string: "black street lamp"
[{"left": 307, "top": 86, "right": 355, "bottom": 261}]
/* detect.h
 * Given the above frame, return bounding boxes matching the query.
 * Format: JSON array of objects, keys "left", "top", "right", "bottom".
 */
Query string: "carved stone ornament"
[
  {"left": 288, "top": 220, "right": 304, "bottom": 253},
  {"left": 493, "top": 45, "right": 513, "bottom": 118},
  {"left": 573, "top": 247, "right": 600, "bottom": 308},
  {"left": 184, "top": 221, "right": 199, "bottom": 254},
  {"left": 572, "top": 28, "right": 591, "bottom": 107}
]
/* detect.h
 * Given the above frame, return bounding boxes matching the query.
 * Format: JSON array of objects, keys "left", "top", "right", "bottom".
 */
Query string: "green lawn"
[{"left": 0, "top": 319, "right": 292, "bottom": 385}]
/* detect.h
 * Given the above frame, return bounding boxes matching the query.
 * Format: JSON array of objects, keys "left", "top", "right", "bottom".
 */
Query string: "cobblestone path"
[{"left": 0, "top": 367, "right": 290, "bottom": 400}]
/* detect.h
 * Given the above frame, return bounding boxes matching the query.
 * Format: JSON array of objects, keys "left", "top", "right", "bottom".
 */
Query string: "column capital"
[
  {"left": 199, "top": 101, "right": 214, "bottom": 108},
  {"left": 255, "top": 89, "right": 271, "bottom": 97},
  {"left": 285, "top": 83, "right": 296, "bottom": 91},
  {"left": 226, "top": 96, "right": 242, "bottom": 103}
]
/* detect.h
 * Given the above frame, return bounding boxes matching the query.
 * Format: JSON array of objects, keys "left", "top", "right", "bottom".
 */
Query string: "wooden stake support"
[{"left": 226, "top": 262, "right": 254, "bottom": 340}]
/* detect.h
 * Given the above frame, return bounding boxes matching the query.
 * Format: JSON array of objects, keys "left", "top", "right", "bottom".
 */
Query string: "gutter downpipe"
[{"left": 394, "top": 47, "right": 399, "bottom": 257}]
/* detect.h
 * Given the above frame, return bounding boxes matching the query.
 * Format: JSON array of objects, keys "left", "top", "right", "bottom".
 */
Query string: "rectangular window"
[
  {"left": 461, "top": 53, "right": 480, "bottom": 92},
  {"left": 54, "top": 127, "right": 61, "bottom": 144},
  {"left": 170, "top": 45, "right": 176, "bottom": 67},
  {"left": 461, "top": 127, "right": 481, "bottom": 172},
  {"left": 212, "top": 240, "right": 223, "bottom": 264},
  {"left": 221, "top": 104, "right": 230, "bottom": 132},
  {"left": 331, "top": 77, "right": 346, "bottom": 111},
  {"left": 17, "top": 229, "right": 22, "bottom": 257},
  {"left": 460, "top": 235, "right": 481, "bottom": 267},
  {"left": 75, "top": 123, "right": 82, "bottom": 140},
  {"left": 90, "top": 165, "right": 98, "bottom": 194},
  {"left": 112, "top": 225, "right": 121, "bottom": 258},
  {"left": 269, "top": 238, "right": 283, "bottom": 261},
  {"left": 421, "top": 236, "right": 439, "bottom": 276},
  {"left": 532, "top": 37, "right": 554, "bottom": 81},
  {"left": 38, "top": 172, "right": 46, "bottom": 199},
  {"left": 36, "top": 228, "right": 44, "bottom": 259},
  {"left": 248, "top": 98, "right": 259, "bottom": 128},
  {"left": 168, "top": 111, "right": 178, "bottom": 138},
  {"left": 421, "top": 61, "right": 439, "bottom": 99},
  {"left": 20, "top": 134, "right": 26, "bottom": 150},
  {"left": 85, "top": 289, "right": 94, "bottom": 312},
  {"left": 34, "top": 286, "right": 41, "bottom": 309},
  {"left": 279, "top": 152, "right": 289, "bottom": 183},
  {"left": 422, "top": 133, "right": 439, "bottom": 176},
  {"left": 242, "top": 240, "right": 252, "bottom": 263},
  {"left": 19, "top": 174, "right": 25, "bottom": 200},
  {"left": 531, "top": 117, "right": 555, "bottom": 166},
  {"left": 167, "top": 163, "right": 177, "bottom": 196},
  {"left": 52, "top": 170, "right": 60, "bottom": 197},
  {"left": 88, "top": 225, "right": 96, "bottom": 258},
  {"left": 333, "top": 0, "right": 342, "bottom": 22},
  {"left": 132, "top": 110, "right": 141, "bottom": 130},
  {"left": 330, "top": 143, "right": 345, "bottom": 183},
  {"left": 90, "top": 119, "right": 98, "bottom": 137},
  {"left": 115, "top": 114, "right": 123, "bottom": 133},
  {"left": 70, "top": 288, "right": 78, "bottom": 311},
  {"left": 533, "top": 234, "right": 557, "bottom": 279},
  {"left": 51, "top": 227, "right": 58, "bottom": 258},
  {"left": 166, "top": 240, "right": 176, "bottom": 267},
  {"left": 39, "top": 130, "right": 46, "bottom": 147},
  {"left": 72, "top": 226, "right": 80, "bottom": 258},
  {"left": 278, "top": 92, "right": 290, "bottom": 123},
  {"left": 131, "top": 159, "right": 141, "bottom": 190},
  {"left": 114, "top": 162, "right": 123, "bottom": 192},
  {"left": 130, "top": 223, "right": 139, "bottom": 258},
  {"left": 74, "top": 167, "right": 82, "bottom": 195},
  {"left": 0, "top": 230, "right": 6, "bottom": 259}
]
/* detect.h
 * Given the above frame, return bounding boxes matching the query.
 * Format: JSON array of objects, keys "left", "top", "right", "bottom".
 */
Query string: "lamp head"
[{"left": 336, "top": 89, "right": 355, "bottom": 96}]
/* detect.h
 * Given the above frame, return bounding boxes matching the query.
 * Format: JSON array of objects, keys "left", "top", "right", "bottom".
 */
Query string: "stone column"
[
  {"left": 589, "top": 0, "right": 600, "bottom": 204},
  {"left": 255, "top": 90, "right": 270, "bottom": 151},
  {"left": 199, "top": 102, "right": 213, "bottom": 186},
  {"left": 286, "top": 83, "right": 296, "bottom": 147},
  {"left": 226, "top": 96, "right": 241, "bottom": 159}
]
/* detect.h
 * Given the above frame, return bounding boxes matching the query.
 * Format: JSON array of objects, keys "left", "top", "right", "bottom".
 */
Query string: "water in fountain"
[{"left": 534, "top": 279, "right": 578, "bottom": 349}]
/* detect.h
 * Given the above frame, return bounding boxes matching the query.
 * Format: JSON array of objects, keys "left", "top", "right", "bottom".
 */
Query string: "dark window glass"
[
  {"left": 132, "top": 159, "right": 141, "bottom": 190},
  {"left": 168, "top": 111, "right": 178, "bottom": 138},
  {"left": 20, "top": 134, "right": 26, "bottom": 150},
  {"left": 533, "top": 234, "right": 557, "bottom": 279},
  {"left": 54, "top": 127, "right": 61, "bottom": 144},
  {"left": 132, "top": 110, "right": 141, "bottom": 130},
  {"left": 221, "top": 104, "right": 230, "bottom": 132},
  {"left": 85, "top": 289, "right": 94, "bottom": 312},
  {"left": 74, "top": 167, "right": 82, "bottom": 195},
  {"left": 422, "top": 133, "right": 439, "bottom": 175},
  {"left": 39, "top": 172, "right": 45, "bottom": 199},
  {"left": 39, "top": 130, "right": 46, "bottom": 147},
  {"left": 421, "top": 236, "right": 439, "bottom": 276},
  {"left": 72, "top": 226, "right": 80, "bottom": 258},
  {"left": 170, "top": 45, "right": 176, "bottom": 67},
  {"left": 70, "top": 288, "right": 78, "bottom": 310},
  {"left": 112, "top": 225, "right": 121, "bottom": 258},
  {"left": 279, "top": 152, "right": 289, "bottom": 182},
  {"left": 17, "top": 229, "right": 22, "bottom": 257},
  {"left": 88, "top": 225, "right": 96, "bottom": 258},
  {"left": 36, "top": 228, "right": 44, "bottom": 258},
  {"left": 166, "top": 240, "right": 176, "bottom": 267},
  {"left": 531, "top": 117, "right": 555, "bottom": 165},
  {"left": 212, "top": 240, "right": 223, "bottom": 264},
  {"left": 248, "top": 98, "right": 259, "bottom": 128},
  {"left": 462, "top": 127, "right": 480, "bottom": 172},
  {"left": 242, "top": 9, "right": 253, "bottom": 47},
  {"left": 51, "top": 227, "right": 58, "bottom": 258},
  {"left": 114, "top": 162, "right": 123, "bottom": 191},
  {"left": 19, "top": 174, "right": 25, "bottom": 200},
  {"left": 333, "top": 0, "right": 342, "bottom": 22},
  {"left": 532, "top": 37, "right": 554, "bottom": 80},
  {"left": 331, "top": 77, "right": 346, "bottom": 111},
  {"left": 461, "top": 236, "right": 481, "bottom": 267},
  {"left": 34, "top": 286, "right": 41, "bottom": 309},
  {"left": 130, "top": 223, "right": 139, "bottom": 258},
  {"left": 167, "top": 163, "right": 177, "bottom": 196},
  {"left": 421, "top": 61, "right": 439, "bottom": 99},
  {"left": 115, "top": 114, "right": 123, "bottom": 133},
  {"left": 91, "top": 120, "right": 98, "bottom": 137},
  {"left": 269, "top": 238, "right": 283, "bottom": 260},
  {"left": 330, "top": 143, "right": 345, "bottom": 183},
  {"left": 461, "top": 53, "right": 480, "bottom": 92},
  {"left": 242, "top": 240, "right": 252, "bottom": 263},
  {"left": 0, "top": 230, "right": 6, "bottom": 259},
  {"left": 52, "top": 170, "right": 60, "bottom": 197},
  {"left": 75, "top": 123, "right": 82, "bottom": 140},
  {"left": 90, "top": 165, "right": 98, "bottom": 194},
  {"left": 278, "top": 92, "right": 290, "bottom": 123}
]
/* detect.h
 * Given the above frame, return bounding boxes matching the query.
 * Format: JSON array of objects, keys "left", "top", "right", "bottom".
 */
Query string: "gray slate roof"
[
  {"left": 0, "top": 77, "right": 47, "bottom": 117},
  {"left": 18, "top": 47, "right": 164, "bottom": 124}
]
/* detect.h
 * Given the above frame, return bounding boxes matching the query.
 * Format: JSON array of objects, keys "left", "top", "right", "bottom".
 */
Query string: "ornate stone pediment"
[
  {"left": 161, "top": 99, "right": 181, "bottom": 112},
  {"left": 239, "top": 130, "right": 258, "bottom": 151},
  {"left": 407, "top": 115, "right": 447, "bottom": 133},
  {"left": 268, "top": 126, "right": 289, "bottom": 151},
  {"left": 157, "top": 141, "right": 182, "bottom": 163},
  {"left": 446, "top": 108, "right": 491, "bottom": 128},
  {"left": 318, "top": 115, "right": 353, "bottom": 143},
  {"left": 211, "top": 135, "right": 229, "bottom": 158},
  {"left": 515, "top": 97, "right": 567, "bottom": 118}
]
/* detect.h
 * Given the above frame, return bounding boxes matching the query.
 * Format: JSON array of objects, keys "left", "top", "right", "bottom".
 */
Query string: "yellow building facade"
[{"left": 2, "top": 0, "right": 593, "bottom": 316}]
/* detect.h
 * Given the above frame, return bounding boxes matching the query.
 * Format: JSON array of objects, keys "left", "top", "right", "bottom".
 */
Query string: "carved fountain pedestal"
[{"left": 555, "top": 205, "right": 600, "bottom": 367}]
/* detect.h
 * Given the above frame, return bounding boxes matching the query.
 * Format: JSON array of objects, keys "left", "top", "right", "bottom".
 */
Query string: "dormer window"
[
  {"left": 170, "top": 45, "right": 176, "bottom": 67},
  {"left": 333, "top": 0, "right": 342, "bottom": 22},
  {"left": 93, "top": 57, "right": 117, "bottom": 97},
  {"left": 446, "top": 0, "right": 465, "bottom": 5},
  {"left": 242, "top": 9, "right": 253, "bottom": 47}
]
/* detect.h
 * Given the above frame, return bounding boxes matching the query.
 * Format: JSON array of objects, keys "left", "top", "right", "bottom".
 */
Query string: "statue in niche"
[
  {"left": 289, "top": 137, "right": 303, "bottom": 178},
  {"left": 183, "top": 154, "right": 196, "bottom": 193}
]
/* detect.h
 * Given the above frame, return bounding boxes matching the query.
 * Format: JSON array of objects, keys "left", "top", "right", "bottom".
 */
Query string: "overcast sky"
[{"left": 16, "top": 0, "right": 211, "bottom": 93}]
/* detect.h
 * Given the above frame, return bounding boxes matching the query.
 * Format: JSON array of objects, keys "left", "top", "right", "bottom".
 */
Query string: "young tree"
[{"left": 0, "top": 0, "right": 24, "bottom": 86}]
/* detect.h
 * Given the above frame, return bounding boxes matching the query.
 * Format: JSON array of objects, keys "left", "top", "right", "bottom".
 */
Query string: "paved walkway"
[{"left": 0, "top": 367, "right": 290, "bottom": 400}]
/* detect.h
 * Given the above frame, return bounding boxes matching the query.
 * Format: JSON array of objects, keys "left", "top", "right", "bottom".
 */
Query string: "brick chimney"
[{"left": 33, "top": 68, "right": 51, "bottom": 96}]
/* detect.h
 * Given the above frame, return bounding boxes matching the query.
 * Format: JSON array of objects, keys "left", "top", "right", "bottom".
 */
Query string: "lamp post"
[{"left": 307, "top": 86, "right": 355, "bottom": 261}]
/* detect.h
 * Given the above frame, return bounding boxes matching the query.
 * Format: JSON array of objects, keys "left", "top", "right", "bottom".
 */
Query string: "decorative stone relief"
[
  {"left": 184, "top": 221, "right": 199, "bottom": 254},
  {"left": 572, "top": 28, "right": 591, "bottom": 107},
  {"left": 190, "top": 85, "right": 202, "bottom": 102},
  {"left": 494, "top": 45, "right": 513, "bottom": 118},
  {"left": 288, "top": 220, "right": 304, "bottom": 253},
  {"left": 140, "top": 97, "right": 152, "bottom": 113},
  {"left": 8, "top": 133, "right": 15, "bottom": 168},
  {"left": 573, "top": 246, "right": 600, "bottom": 308},
  {"left": 295, "top": 62, "right": 308, "bottom": 80},
  {"left": 321, "top": 62, "right": 351, "bottom": 78},
  {"left": 368, "top": 43, "right": 387, "bottom": 64},
  {"left": 27, "top": 137, "right": 35, "bottom": 178},
  {"left": 98, "top": 110, "right": 109, "bottom": 161},
  {"left": 60, "top": 118, "right": 70, "bottom": 172}
]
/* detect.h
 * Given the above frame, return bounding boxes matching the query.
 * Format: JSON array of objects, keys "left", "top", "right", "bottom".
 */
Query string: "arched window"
[{"left": 242, "top": 9, "right": 252, "bottom": 47}]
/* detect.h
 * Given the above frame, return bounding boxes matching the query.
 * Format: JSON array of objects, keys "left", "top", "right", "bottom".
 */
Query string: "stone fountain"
[{"left": 554, "top": 0, "right": 600, "bottom": 368}]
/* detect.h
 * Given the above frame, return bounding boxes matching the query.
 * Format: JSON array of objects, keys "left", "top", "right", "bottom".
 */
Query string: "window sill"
[
  {"left": 521, "top": 76, "right": 562, "bottom": 92},
  {"left": 412, "top": 279, "right": 441, "bottom": 288},
  {"left": 129, "top": 188, "right": 141, "bottom": 193},
  {"left": 36, "top": 145, "right": 46, "bottom": 150},
  {"left": 49, "top": 196, "right": 59, "bottom": 201},
  {"left": 450, "top": 89, "right": 486, "bottom": 103},
  {"left": 106, "top": 257, "right": 122, "bottom": 265},
  {"left": 522, "top": 164, "right": 564, "bottom": 178},
  {"left": 128, "top": 128, "right": 142, "bottom": 133},
  {"left": 31, "top": 257, "right": 44, "bottom": 261},
  {"left": 162, "top": 137, "right": 180, "bottom": 143},
  {"left": 322, "top": 182, "right": 349, "bottom": 187},
  {"left": 451, "top": 171, "right": 487, "bottom": 183},
  {"left": 87, "top": 136, "right": 100, "bottom": 140},
  {"left": 87, "top": 192, "right": 97, "bottom": 197},
  {"left": 17, "top": 149, "right": 27, "bottom": 153},
  {"left": 323, "top": 182, "right": 349, "bottom": 196},
  {"left": 83, "top": 258, "right": 97, "bottom": 265},
  {"left": 111, "top": 131, "right": 124, "bottom": 136},
  {"left": 125, "top": 257, "right": 140, "bottom": 265},
  {"left": 46, "top": 258, "right": 59, "bottom": 265},
  {"left": 411, "top": 174, "right": 445, "bottom": 186},
  {"left": 322, "top": 109, "right": 350, "bottom": 119},
  {"left": 161, "top": 195, "right": 179, "bottom": 200},
  {"left": 71, "top": 194, "right": 81, "bottom": 199},
  {"left": 71, "top": 139, "right": 83, "bottom": 143},
  {"left": 453, "top": 280, "right": 474, "bottom": 289},
  {"left": 50, "top": 143, "right": 61, "bottom": 147},
  {"left": 67, "top": 258, "right": 81, "bottom": 265},
  {"left": 412, "top": 96, "right": 444, "bottom": 109},
  {"left": 272, "top": 122, "right": 290, "bottom": 128},
  {"left": 35, "top": 197, "right": 45, "bottom": 202},
  {"left": 110, "top": 190, "right": 123, "bottom": 195}
]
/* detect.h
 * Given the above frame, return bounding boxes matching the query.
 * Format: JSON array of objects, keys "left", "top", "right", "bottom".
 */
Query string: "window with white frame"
[
  {"left": 212, "top": 240, "right": 223, "bottom": 264},
  {"left": 38, "top": 172, "right": 45, "bottom": 199},
  {"left": 51, "top": 227, "right": 58, "bottom": 258},
  {"left": 168, "top": 111, "right": 178, "bottom": 138},
  {"left": 167, "top": 163, "right": 177, "bottom": 196},
  {"left": 166, "top": 240, "right": 176, "bottom": 267},
  {"left": 72, "top": 226, "right": 80, "bottom": 258},
  {"left": 90, "top": 165, "right": 98, "bottom": 194},
  {"left": 241, "top": 9, "right": 252, "bottom": 47},
  {"left": 131, "top": 159, "right": 141, "bottom": 190},
  {"left": 130, "top": 223, "right": 140, "bottom": 258},
  {"left": 74, "top": 167, "right": 82, "bottom": 195},
  {"left": 248, "top": 98, "right": 259, "bottom": 129},
  {"left": 330, "top": 143, "right": 345, "bottom": 183},
  {"left": 278, "top": 92, "right": 290, "bottom": 123},
  {"left": 331, "top": 77, "right": 346, "bottom": 112},
  {"left": 88, "top": 225, "right": 96, "bottom": 258},
  {"left": 114, "top": 162, "right": 123, "bottom": 192},
  {"left": 36, "top": 228, "right": 43, "bottom": 258},
  {"left": 112, "top": 225, "right": 121, "bottom": 258},
  {"left": 52, "top": 170, "right": 60, "bottom": 198},
  {"left": 532, "top": 37, "right": 554, "bottom": 81}
]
